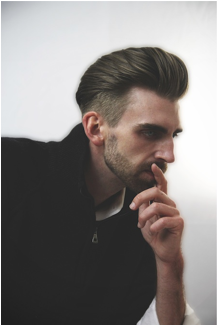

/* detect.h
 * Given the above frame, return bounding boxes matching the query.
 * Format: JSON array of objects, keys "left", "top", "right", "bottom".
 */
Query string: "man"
[{"left": 2, "top": 47, "right": 200, "bottom": 324}]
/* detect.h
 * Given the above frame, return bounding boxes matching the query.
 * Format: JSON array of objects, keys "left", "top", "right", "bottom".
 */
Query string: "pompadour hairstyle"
[{"left": 76, "top": 47, "right": 188, "bottom": 126}]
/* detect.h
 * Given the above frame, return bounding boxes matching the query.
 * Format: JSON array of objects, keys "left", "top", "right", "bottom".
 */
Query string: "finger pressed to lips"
[{"left": 151, "top": 163, "right": 167, "bottom": 193}]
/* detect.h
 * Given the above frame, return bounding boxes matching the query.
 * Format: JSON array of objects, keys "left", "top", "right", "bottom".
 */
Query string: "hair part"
[{"left": 76, "top": 47, "right": 189, "bottom": 127}]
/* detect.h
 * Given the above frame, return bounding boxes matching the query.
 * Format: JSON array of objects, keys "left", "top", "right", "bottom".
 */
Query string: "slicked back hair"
[{"left": 76, "top": 47, "right": 188, "bottom": 127}]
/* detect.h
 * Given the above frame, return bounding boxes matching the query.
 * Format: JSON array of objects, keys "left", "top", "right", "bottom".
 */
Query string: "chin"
[{"left": 127, "top": 178, "right": 156, "bottom": 194}]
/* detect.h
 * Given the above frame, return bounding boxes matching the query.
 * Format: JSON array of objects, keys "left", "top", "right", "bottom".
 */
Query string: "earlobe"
[{"left": 82, "top": 112, "right": 104, "bottom": 146}]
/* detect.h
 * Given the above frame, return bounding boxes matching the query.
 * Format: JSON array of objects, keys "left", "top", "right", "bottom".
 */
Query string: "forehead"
[{"left": 118, "top": 87, "right": 181, "bottom": 130}]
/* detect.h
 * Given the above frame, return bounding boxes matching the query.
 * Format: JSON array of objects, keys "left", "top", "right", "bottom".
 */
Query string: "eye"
[
  {"left": 141, "top": 129, "right": 162, "bottom": 140},
  {"left": 173, "top": 133, "right": 179, "bottom": 138},
  {"left": 144, "top": 130, "right": 155, "bottom": 137},
  {"left": 141, "top": 129, "right": 156, "bottom": 138}
]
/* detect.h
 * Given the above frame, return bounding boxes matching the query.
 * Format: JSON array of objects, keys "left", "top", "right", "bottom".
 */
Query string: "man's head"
[
  {"left": 79, "top": 47, "right": 188, "bottom": 193},
  {"left": 102, "top": 87, "right": 182, "bottom": 193},
  {"left": 76, "top": 47, "right": 188, "bottom": 127}
]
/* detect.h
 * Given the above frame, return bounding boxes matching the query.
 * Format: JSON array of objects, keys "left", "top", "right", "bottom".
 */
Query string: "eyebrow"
[{"left": 136, "top": 123, "right": 183, "bottom": 135}]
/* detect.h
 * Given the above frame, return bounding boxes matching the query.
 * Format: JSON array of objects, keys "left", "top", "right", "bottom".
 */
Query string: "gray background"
[{"left": 1, "top": 1, "right": 217, "bottom": 324}]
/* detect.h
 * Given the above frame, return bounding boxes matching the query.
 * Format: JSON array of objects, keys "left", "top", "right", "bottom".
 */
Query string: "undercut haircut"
[{"left": 76, "top": 47, "right": 188, "bottom": 127}]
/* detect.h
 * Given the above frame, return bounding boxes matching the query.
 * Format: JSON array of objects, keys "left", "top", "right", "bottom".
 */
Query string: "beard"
[{"left": 104, "top": 134, "right": 167, "bottom": 194}]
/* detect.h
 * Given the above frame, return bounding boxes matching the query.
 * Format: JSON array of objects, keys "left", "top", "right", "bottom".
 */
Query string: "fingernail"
[
  {"left": 137, "top": 222, "right": 142, "bottom": 228},
  {"left": 129, "top": 202, "right": 136, "bottom": 209}
]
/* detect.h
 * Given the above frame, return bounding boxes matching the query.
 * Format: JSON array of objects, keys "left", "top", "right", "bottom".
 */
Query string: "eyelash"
[
  {"left": 144, "top": 130, "right": 155, "bottom": 137},
  {"left": 142, "top": 130, "right": 179, "bottom": 139},
  {"left": 141, "top": 130, "right": 158, "bottom": 139}
]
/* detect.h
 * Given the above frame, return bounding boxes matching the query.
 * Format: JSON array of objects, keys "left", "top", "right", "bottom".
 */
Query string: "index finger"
[{"left": 151, "top": 163, "right": 167, "bottom": 194}]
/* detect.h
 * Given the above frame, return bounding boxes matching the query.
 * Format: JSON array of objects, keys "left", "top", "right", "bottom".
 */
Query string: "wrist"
[
  {"left": 155, "top": 249, "right": 184, "bottom": 269},
  {"left": 156, "top": 251, "right": 184, "bottom": 285},
  {"left": 155, "top": 252, "right": 185, "bottom": 324}
]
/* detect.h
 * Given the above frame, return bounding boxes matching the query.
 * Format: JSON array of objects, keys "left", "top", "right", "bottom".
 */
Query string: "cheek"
[
  {"left": 127, "top": 136, "right": 156, "bottom": 157},
  {"left": 123, "top": 142, "right": 155, "bottom": 164},
  {"left": 116, "top": 132, "right": 156, "bottom": 160}
]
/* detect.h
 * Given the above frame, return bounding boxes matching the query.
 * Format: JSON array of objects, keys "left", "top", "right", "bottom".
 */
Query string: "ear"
[{"left": 82, "top": 112, "right": 105, "bottom": 146}]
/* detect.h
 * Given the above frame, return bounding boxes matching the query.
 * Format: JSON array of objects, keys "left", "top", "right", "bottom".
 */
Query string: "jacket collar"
[
  {"left": 48, "top": 123, "right": 136, "bottom": 209},
  {"left": 48, "top": 123, "right": 89, "bottom": 187}
]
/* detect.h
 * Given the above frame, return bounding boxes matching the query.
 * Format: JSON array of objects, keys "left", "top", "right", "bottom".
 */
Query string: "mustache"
[{"left": 140, "top": 161, "right": 168, "bottom": 174}]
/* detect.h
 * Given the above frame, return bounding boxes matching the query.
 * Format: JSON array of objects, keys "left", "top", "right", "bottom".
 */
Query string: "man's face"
[{"left": 103, "top": 87, "right": 182, "bottom": 193}]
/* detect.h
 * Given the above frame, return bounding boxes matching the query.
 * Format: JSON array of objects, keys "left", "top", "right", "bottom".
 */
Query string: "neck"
[{"left": 85, "top": 143, "right": 125, "bottom": 207}]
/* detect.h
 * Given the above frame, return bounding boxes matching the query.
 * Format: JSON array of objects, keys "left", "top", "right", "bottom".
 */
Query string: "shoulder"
[
  {"left": 1, "top": 123, "right": 86, "bottom": 182},
  {"left": 2, "top": 136, "right": 49, "bottom": 177},
  {"left": 1, "top": 124, "right": 87, "bottom": 215},
  {"left": 0, "top": 134, "right": 53, "bottom": 228},
  {"left": 1, "top": 137, "right": 52, "bottom": 216},
  {"left": 1, "top": 124, "right": 87, "bottom": 209}
]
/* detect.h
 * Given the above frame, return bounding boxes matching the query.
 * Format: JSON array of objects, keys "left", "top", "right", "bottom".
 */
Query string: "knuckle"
[
  {"left": 135, "top": 193, "right": 142, "bottom": 203},
  {"left": 154, "top": 187, "right": 160, "bottom": 196},
  {"left": 138, "top": 216, "right": 145, "bottom": 228},
  {"left": 172, "top": 202, "right": 177, "bottom": 208},
  {"left": 158, "top": 218, "right": 166, "bottom": 228},
  {"left": 178, "top": 217, "right": 184, "bottom": 228},
  {"left": 160, "top": 189, "right": 165, "bottom": 196},
  {"left": 151, "top": 202, "right": 159, "bottom": 211},
  {"left": 138, "top": 216, "right": 143, "bottom": 224}
]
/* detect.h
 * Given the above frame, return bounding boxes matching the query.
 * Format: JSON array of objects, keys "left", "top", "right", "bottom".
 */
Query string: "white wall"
[{"left": 1, "top": 2, "right": 217, "bottom": 324}]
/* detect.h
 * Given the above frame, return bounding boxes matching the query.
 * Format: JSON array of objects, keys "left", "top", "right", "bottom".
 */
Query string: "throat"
[{"left": 84, "top": 152, "right": 125, "bottom": 207}]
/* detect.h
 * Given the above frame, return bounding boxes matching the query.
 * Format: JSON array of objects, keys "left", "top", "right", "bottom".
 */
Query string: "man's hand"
[
  {"left": 130, "top": 163, "right": 185, "bottom": 324},
  {"left": 130, "top": 163, "right": 184, "bottom": 264}
]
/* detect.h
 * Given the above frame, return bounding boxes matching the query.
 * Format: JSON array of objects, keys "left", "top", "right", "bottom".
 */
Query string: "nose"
[{"left": 154, "top": 139, "right": 175, "bottom": 163}]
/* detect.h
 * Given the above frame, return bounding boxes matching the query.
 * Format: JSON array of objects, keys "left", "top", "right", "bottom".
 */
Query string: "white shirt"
[
  {"left": 95, "top": 189, "right": 200, "bottom": 325},
  {"left": 137, "top": 298, "right": 200, "bottom": 325}
]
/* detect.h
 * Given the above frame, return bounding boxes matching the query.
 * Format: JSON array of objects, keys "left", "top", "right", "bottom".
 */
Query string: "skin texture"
[{"left": 83, "top": 87, "right": 185, "bottom": 324}]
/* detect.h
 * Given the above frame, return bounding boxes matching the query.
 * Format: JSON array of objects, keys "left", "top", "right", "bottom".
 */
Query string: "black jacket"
[{"left": 1, "top": 123, "right": 157, "bottom": 325}]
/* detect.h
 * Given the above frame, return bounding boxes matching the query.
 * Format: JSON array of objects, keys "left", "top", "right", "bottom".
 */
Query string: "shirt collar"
[{"left": 95, "top": 188, "right": 126, "bottom": 221}]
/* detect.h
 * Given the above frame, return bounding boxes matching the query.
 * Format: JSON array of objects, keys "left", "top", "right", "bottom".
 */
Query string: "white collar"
[{"left": 95, "top": 188, "right": 126, "bottom": 221}]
